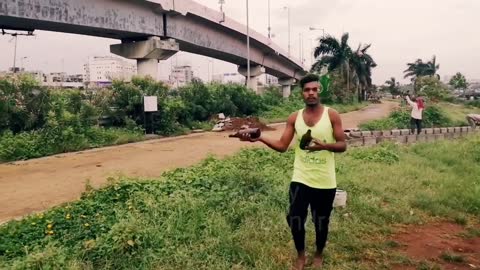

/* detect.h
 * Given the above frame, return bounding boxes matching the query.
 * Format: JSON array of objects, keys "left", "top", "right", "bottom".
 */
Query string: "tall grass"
[
  {"left": 360, "top": 102, "right": 480, "bottom": 131},
  {"left": 1, "top": 135, "right": 479, "bottom": 269}
]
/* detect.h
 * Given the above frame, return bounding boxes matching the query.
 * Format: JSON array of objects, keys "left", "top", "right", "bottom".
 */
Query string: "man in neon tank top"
[{"left": 236, "top": 74, "right": 346, "bottom": 269}]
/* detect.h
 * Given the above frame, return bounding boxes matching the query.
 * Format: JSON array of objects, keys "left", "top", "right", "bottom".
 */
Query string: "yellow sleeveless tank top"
[{"left": 292, "top": 107, "right": 336, "bottom": 189}]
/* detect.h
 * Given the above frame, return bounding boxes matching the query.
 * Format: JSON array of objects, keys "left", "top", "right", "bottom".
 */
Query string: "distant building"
[
  {"left": 0, "top": 69, "right": 84, "bottom": 88},
  {"left": 265, "top": 74, "right": 278, "bottom": 85},
  {"left": 83, "top": 56, "right": 137, "bottom": 88},
  {"left": 43, "top": 72, "right": 84, "bottom": 88},
  {"left": 212, "top": 72, "right": 245, "bottom": 84},
  {"left": 169, "top": 65, "right": 194, "bottom": 87}
]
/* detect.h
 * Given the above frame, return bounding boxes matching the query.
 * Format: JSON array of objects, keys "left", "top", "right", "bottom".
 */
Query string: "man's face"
[{"left": 302, "top": 81, "right": 321, "bottom": 106}]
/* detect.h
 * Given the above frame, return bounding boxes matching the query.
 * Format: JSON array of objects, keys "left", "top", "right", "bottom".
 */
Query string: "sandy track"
[{"left": 0, "top": 101, "right": 397, "bottom": 223}]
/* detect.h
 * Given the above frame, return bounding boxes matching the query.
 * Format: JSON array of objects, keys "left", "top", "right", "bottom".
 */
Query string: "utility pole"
[
  {"left": 246, "top": 0, "right": 250, "bottom": 88},
  {"left": 284, "top": 6, "right": 291, "bottom": 57},
  {"left": 219, "top": 0, "right": 225, "bottom": 23},
  {"left": 268, "top": 0, "right": 271, "bottom": 39},
  {"left": 2, "top": 29, "right": 35, "bottom": 73},
  {"left": 13, "top": 34, "right": 17, "bottom": 73}
]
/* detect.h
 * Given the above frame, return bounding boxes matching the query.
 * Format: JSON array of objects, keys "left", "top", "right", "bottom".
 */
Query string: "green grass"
[
  {"left": 1, "top": 135, "right": 479, "bottom": 269},
  {"left": 440, "top": 102, "right": 480, "bottom": 125},
  {"left": 0, "top": 128, "right": 144, "bottom": 163},
  {"left": 439, "top": 252, "right": 465, "bottom": 263},
  {"left": 359, "top": 102, "right": 478, "bottom": 131}
]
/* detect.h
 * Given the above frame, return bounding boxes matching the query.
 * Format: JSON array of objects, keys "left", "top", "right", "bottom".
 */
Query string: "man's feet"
[
  {"left": 312, "top": 252, "right": 324, "bottom": 269},
  {"left": 291, "top": 254, "right": 307, "bottom": 270}
]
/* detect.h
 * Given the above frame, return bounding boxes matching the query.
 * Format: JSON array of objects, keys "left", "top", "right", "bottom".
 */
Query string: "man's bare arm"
[
  {"left": 240, "top": 112, "right": 297, "bottom": 153},
  {"left": 306, "top": 109, "right": 347, "bottom": 153}
]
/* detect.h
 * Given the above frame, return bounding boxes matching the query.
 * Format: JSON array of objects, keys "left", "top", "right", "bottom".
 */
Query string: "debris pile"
[{"left": 211, "top": 113, "right": 275, "bottom": 132}]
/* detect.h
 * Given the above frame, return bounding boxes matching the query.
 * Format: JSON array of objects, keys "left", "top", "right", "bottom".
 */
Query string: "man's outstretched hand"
[
  {"left": 237, "top": 132, "right": 260, "bottom": 142},
  {"left": 305, "top": 139, "right": 327, "bottom": 152}
]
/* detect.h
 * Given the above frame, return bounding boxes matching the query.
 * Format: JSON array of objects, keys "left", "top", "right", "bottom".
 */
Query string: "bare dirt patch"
[
  {"left": 391, "top": 222, "right": 480, "bottom": 270},
  {"left": 224, "top": 116, "right": 275, "bottom": 131}
]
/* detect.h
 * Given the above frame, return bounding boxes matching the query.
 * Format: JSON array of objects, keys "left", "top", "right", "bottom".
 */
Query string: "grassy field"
[
  {"left": 359, "top": 102, "right": 480, "bottom": 131},
  {"left": 440, "top": 102, "right": 480, "bottom": 124},
  {"left": 1, "top": 135, "right": 479, "bottom": 269}
]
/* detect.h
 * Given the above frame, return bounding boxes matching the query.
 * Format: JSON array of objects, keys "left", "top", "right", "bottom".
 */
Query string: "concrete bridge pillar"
[
  {"left": 279, "top": 78, "right": 295, "bottom": 98},
  {"left": 110, "top": 36, "right": 179, "bottom": 80},
  {"left": 238, "top": 65, "right": 265, "bottom": 93}
]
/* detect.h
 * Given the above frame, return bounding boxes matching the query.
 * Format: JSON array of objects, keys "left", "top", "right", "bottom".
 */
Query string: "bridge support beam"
[
  {"left": 279, "top": 78, "right": 295, "bottom": 98},
  {"left": 238, "top": 65, "right": 265, "bottom": 94},
  {"left": 110, "top": 37, "right": 179, "bottom": 79}
]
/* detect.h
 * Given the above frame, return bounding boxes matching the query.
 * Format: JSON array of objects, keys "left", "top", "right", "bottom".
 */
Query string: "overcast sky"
[{"left": 1, "top": 0, "right": 479, "bottom": 84}]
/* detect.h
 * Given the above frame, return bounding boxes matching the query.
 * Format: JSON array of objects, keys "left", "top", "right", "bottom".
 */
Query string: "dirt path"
[
  {"left": 392, "top": 222, "right": 480, "bottom": 270},
  {"left": 0, "top": 101, "right": 397, "bottom": 223}
]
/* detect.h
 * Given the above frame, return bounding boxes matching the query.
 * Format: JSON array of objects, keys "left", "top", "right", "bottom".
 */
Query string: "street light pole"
[
  {"left": 284, "top": 6, "right": 291, "bottom": 57},
  {"left": 268, "top": 0, "right": 271, "bottom": 39},
  {"left": 12, "top": 34, "right": 18, "bottom": 73},
  {"left": 246, "top": 0, "right": 250, "bottom": 88},
  {"left": 219, "top": 0, "right": 225, "bottom": 23}
]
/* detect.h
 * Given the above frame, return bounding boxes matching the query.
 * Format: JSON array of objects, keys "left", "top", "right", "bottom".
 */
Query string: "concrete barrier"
[
  {"left": 377, "top": 136, "right": 394, "bottom": 144},
  {"left": 444, "top": 133, "right": 454, "bottom": 139},
  {"left": 434, "top": 134, "right": 445, "bottom": 141},
  {"left": 426, "top": 134, "right": 436, "bottom": 142},
  {"left": 351, "top": 127, "right": 477, "bottom": 148},
  {"left": 424, "top": 128, "right": 434, "bottom": 134},
  {"left": 363, "top": 136, "right": 377, "bottom": 146},
  {"left": 416, "top": 134, "right": 427, "bottom": 142},
  {"left": 395, "top": 135, "right": 407, "bottom": 144},
  {"left": 406, "top": 135, "right": 417, "bottom": 144},
  {"left": 347, "top": 138, "right": 363, "bottom": 147},
  {"left": 361, "top": 131, "right": 373, "bottom": 137},
  {"left": 349, "top": 131, "right": 362, "bottom": 138},
  {"left": 400, "top": 129, "right": 411, "bottom": 135}
]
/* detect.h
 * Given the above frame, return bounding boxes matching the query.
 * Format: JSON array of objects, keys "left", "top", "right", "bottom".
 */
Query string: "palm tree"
[
  {"left": 425, "top": 56, "right": 440, "bottom": 78},
  {"left": 311, "top": 33, "right": 377, "bottom": 101},
  {"left": 350, "top": 44, "right": 377, "bottom": 100},
  {"left": 385, "top": 77, "right": 400, "bottom": 95},
  {"left": 311, "top": 33, "right": 353, "bottom": 96},
  {"left": 404, "top": 59, "right": 427, "bottom": 80},
  {"left": 404, "top": 56, "right": 440, "bottom": 93}
]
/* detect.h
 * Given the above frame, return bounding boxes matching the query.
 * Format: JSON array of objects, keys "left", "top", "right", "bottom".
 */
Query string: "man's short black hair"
[{"left": 299, "top": 73, "right": 320, "bottom": 89}]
